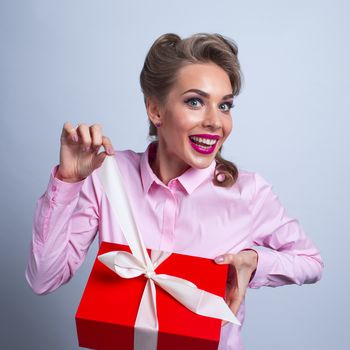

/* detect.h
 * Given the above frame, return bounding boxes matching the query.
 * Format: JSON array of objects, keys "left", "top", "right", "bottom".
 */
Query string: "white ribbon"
[{"left": 97, "top": 156, "right": 241, "bottom": 350}]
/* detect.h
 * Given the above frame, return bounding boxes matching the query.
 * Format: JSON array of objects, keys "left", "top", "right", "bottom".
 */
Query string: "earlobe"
[{"left": 146, "top": 97, "right": 162, "bottom": 127}]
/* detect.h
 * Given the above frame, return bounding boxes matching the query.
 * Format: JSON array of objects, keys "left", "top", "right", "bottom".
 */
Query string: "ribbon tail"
[
  {"left": 134, "top": 279, "right": 159, "bottom": 350},
  {"left": 97, "top": 156, "right": 153, "bottom": 270},
  {"left": 154, "top": 276, "right": 241, "bottom": 326},
  {"left": 192, "top": 289, "right": 241, "bottom": 325}
]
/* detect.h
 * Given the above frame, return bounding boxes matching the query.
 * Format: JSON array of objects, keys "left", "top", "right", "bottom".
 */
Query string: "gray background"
[{"left": 1, "top": 0, "right": 348, "bottom": 349}]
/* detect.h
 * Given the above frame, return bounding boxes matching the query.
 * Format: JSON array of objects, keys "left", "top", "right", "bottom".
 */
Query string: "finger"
[
  {"left": 101, "top": 136, "right": 115, "bottom": 155},
  {"left": 214, "top": 254, "right": 234, "bottom": 264},
  {"left": 62, "top": 121, "right": 78, "bottom": 143},
  {"left": 90, "top": 123, "right": 103, "bottom": 151},
  {"left": 92, "top": 151, "right": 108, "bottom": 171},
  {"left": 77, "top": 123, "right": 91, "bottom": 151}
]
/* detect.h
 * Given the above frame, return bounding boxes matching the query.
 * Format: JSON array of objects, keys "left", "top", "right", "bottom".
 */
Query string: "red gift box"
[{"left": 75, "top": 241, "right": 229, "bottom": 350}]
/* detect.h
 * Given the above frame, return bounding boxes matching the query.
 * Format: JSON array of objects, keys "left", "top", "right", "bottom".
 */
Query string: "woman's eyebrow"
[{"left": 181, "top": 89, "right": 233, "bottom": 100}]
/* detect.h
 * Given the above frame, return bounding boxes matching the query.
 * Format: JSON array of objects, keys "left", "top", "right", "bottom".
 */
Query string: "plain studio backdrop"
[{"left": 1, "top": 0, "right": 348, "bottom": 349}]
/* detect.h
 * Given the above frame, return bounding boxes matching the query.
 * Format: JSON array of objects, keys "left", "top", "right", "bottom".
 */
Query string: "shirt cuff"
[
  {"left": 246, "top": 248, "right": 276, "bottom": 289},
  {"left": 47, "top": 165, "right": 85, "bottom": 204}
]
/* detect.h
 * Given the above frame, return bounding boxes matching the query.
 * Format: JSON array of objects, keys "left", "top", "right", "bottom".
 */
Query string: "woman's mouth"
[{"left": 188, "top": 135, "right": 219, "bottom": 155}]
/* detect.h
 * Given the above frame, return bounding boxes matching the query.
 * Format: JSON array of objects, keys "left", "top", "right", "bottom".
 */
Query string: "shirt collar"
[{"left": 140, "top": 141, "right": 216, "bottom": 195}]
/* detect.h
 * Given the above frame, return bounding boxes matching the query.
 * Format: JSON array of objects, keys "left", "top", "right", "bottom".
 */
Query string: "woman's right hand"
[{"left": 55, "top": 122, "right": 115, "bottom": 183}]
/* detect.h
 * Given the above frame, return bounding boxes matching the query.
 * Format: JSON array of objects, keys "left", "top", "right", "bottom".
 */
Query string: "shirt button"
[
  {"left": 169, "top": 181, "right": 175, "bottom": 189},
  {"left": 52, "top": 185, "right": 57, "bottom": 192}
]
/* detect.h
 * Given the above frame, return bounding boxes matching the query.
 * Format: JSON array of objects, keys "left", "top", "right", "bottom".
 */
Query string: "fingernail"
[
  {"left": 107, "top": 147, "right": 114, "bottom": 155},
  {"left": 72, "top": 135, "right": 78, "bottom": 143},
  {"left": 215, "top": 255, "right": 224, "bottom": 263}
]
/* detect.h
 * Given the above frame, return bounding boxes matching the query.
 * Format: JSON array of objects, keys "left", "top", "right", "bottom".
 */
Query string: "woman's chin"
[{"left": 187, "top": 154, "right": 216, "bottom": 169}]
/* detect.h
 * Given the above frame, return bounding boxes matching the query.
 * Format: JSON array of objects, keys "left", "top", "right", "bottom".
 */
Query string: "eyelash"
[{"left": 184, "top": 97, "right": 234, "bottom": 112}]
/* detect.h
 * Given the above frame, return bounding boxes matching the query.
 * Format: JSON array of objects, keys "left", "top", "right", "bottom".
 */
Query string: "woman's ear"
[{"left": 146, "top": 97, "right": 162, "bottom": 127}]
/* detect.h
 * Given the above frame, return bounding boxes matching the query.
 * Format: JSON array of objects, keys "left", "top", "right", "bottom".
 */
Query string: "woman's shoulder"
[
  {"left": 233, "top": 168, "right": 272, "bottom": 200},
  {"left": 236, "top": 168, "right": 270, "bottom": 185}
]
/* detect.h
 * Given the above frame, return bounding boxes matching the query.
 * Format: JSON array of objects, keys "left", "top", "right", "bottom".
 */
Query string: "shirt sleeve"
[
  {"left": 25, "top": 165, "right": 100, "bottom": 295},
  {"left": 246, "top": 173, "right": 324, "bottom": 289}
]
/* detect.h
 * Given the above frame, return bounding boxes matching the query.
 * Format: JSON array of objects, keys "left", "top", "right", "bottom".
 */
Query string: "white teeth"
[{"left": 190, "top": 136, "right": 217, "bottom": 145}]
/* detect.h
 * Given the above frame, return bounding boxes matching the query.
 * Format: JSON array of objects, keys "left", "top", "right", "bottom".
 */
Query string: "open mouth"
[
  {"left": 188, "top": 135, "right": 219, "bottom": 154},
  {"left": 189, "top": 135, "right": 218, "bottom": 148}
]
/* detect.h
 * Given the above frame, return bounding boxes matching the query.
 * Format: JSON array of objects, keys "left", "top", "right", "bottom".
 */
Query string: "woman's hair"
[{"left": 139, "top": 32, "right": 243, "bottom": 188}]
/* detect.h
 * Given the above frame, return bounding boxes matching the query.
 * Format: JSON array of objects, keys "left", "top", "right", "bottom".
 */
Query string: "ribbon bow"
[{"left": 97, "top": 156, "right": 241, "bottom": 350}]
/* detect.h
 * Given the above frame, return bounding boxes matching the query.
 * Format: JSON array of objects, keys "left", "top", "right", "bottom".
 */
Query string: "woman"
[{"left": 25, "top": 33, "right": 324, "bottom": 349}]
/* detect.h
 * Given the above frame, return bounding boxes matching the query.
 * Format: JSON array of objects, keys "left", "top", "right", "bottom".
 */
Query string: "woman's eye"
[
  {"left": 185, "top": 97, "right": 203, "bottom": 108},
  {"left": 220, "top": 102, "right": 234, "bottom": 112}
]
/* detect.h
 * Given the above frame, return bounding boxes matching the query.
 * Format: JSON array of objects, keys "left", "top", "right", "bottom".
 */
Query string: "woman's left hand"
[{"left": 214, "top": 249, "right": 258, "bottom": 326}]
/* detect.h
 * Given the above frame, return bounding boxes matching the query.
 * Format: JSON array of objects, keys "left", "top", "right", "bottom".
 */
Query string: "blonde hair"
[{"left": 140, "top": 33, "right": 243, "bottom": 187}]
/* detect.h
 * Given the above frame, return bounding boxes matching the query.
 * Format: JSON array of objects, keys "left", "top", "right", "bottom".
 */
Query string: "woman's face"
[{"left": 150, "top": 62, "right": 234, "bottom": 173}]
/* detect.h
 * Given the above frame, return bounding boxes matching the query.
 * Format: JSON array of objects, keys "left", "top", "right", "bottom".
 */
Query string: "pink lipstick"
[{"left": 188, "top": 135, "right": 220, "bottom": 155}]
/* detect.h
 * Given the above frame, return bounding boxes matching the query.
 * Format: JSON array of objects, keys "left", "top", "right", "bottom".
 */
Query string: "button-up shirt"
[{"left": 25, "top": 141, "right": 324, "bottom": 350}]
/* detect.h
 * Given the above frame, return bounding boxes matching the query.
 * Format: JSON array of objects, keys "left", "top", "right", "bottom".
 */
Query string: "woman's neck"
[{"left": 149, "top": 141, "right": 190, "bottom": 186}]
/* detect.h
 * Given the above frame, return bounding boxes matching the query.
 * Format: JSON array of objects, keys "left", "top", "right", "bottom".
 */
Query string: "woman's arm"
[
  {"left": 247, "top": 173, "right": 324, "bottom": 289},
  {"left": 25, "top": 165, "right": 100, "bottom": 295}
]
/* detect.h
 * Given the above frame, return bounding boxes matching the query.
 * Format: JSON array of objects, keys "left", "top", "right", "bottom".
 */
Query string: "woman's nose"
[{"left": 202, "top": 106, "right": 222, "bottom": 130}]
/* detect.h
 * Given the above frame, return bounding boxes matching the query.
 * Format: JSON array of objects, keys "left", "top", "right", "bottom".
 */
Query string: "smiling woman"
[
  {"left": 145, "top": 62, "right": 235, "bottom": 185},
  {"left": 25, "top": 32, "right": 324, "bottom": 350},
  {"left": 140, "top": 33, "right": 242, "bottom": 187}
]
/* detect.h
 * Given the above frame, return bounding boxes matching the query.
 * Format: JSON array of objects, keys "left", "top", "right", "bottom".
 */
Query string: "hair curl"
[{"left": 140, "top": 32, "right": 243, "bottom": 187}]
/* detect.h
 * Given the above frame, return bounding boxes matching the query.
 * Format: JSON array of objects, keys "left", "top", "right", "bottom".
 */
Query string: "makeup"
[{"left": 188, "top": 136, "right": 218, "bottom": 155}]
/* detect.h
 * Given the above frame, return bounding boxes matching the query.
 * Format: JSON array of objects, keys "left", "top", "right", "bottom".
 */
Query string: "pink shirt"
[{"left": 25, "top": 141, "right": 324, "bottom": 350}]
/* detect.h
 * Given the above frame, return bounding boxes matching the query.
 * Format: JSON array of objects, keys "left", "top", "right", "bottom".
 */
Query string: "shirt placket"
[{"left": 159, "top": 179, "right": 178, "bottom": 252}]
